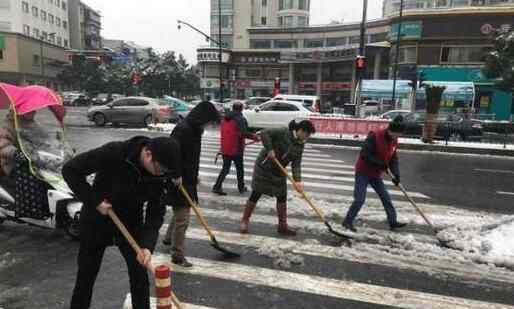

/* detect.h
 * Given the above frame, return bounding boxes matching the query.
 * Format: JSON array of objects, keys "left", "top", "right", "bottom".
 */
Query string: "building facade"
[
  {"left": 200, "top": 0, "right": 514, "bottom": 119},
  {"left": 68, "top": 0, "right": 101, "bottom": 50}
]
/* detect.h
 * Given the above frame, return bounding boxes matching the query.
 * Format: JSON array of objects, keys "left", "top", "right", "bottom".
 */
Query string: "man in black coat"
[
  {"left": 162, "top": 101, "right": 220, "bottom": 267},
  {"left": 62, "top": 136, "right": 181, "bottom": 309}
]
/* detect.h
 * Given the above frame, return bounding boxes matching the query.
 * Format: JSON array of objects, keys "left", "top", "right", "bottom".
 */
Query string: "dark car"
[
  {"left": 87, "top": 96, "right": 171, "bottom": 127},
  {"left": 91, "top": 93, "right": 125, "bottom": 106},
  {"left": 403, "top": 112, "right": 483, "bottom": 141}
]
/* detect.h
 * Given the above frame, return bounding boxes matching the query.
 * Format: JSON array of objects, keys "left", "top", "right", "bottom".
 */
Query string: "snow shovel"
[
  {"left": 386, "top": 171, "right": 451, "bottom": 248},
  {"left": 214, "top": 140, "right": 260, "bottom": 165},
  {"left": 178, "top": 185, "right": 241, "bottom": 258},
  {"left": 107, "top": 209, "right": 184, "bottom": 309},
  {"left": 271, "top": 157, "right": 352, "bottom": 242}
]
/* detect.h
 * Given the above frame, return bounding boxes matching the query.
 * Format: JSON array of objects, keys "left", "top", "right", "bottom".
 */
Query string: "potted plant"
[{"left": 423, "top": 85, "right": 446, "bottom": 143}]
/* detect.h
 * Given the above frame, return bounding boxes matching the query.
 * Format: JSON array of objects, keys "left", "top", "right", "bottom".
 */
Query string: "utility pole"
[
  {"left": 354, "top": 0, "right": 368, "bottom": 117},
  {"left": 218, "top": 0, "right": 224, "bottom": 104},
  {"left": 391, "top": 0, "right": 404, "bottom": 110}
]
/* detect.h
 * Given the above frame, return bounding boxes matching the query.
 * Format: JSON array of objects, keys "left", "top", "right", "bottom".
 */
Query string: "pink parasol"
[{"left": 0, "top": 83, "right": 65, "bottom": 124}]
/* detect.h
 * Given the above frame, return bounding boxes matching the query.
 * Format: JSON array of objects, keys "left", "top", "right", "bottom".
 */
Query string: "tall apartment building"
[
  {"left": 68, "top": 0, "right": 101, "bottom": 50},
  {"left": 383, "top": 0, "right": 514, "bottom": 16},
  {"left": 210, "top": 0, "right": 310, "bottom": 49}
]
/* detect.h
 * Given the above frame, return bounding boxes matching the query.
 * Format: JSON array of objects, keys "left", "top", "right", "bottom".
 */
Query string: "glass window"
[
  {"left": 62, "top": 1, "right": 67, "bottom": 10},
  {"left": 213, "top": 0, "right": 233, "bottom": 10},
  {"left": 298, "top": 16, "right": 308, "bottom": 27},
  {"left": 369, "top": 33, "right": 388, "bottom": 42},
  {"left": 22, "top": 1, "right": 29, "bottom": 13},
  {"left": 440, "top": 46, "right": 489, "bottom": 63},
  {"left": 283, "top": 16, "right": 293, "bottom": 27},
  {"left": 130, "top": 99, "right": 149, "bottom": 106},
  {"left": 56, "top": 17, "right": 61, "bottom": 27},
  {"left": 32, "top": 28, "right": 39, "bottom": 38},
  {"left": 63, "top": 20, "right": 67, "bottom": 29},
  {"left": 261, "top": 16, "right": 267, "bottom": 25},
  {"left": 392, "top": 46, "right": 417, "bottom": 63},
  {"left": 41, "top": 10, "right": 47, "bottom": 21},
  {"left": 64, "top": 39, "right": 68, "bottom": 47},
  {"left": 262, "top": 0, "right": 267, "bottom": 6},
  {"left": 49, "top": 14, "right": 54, "bottom": 24},
  {"left": 350, "top": 36, "right": 361, "bottom": 44},
  {"left": 276, "top": 103, "right": 299, "bottom": 111},
  {"left": 304, "top": 39, "right": 323, "bottom": 48},
  {"left": 57, "top": 36, "right": 62, "bottom": 46},
  {"left": 0, "top": 50, "right": 3, "bottom": 61},
  {"left": 275, "top": 40, "right": 297, "bottom": 49},
  {"left": 32, "top": 6, "right": 38, "bottom": 17},
  {"left": 42, "top": 31, "right": 48, "bottom": 40},
  {"left": 279, "top": 0, "right": 294, "bottom": 9},
  {"left": 55, "top": 0, "right": 60, "bottom": 7},
  {"left": 298, "top": 0, "right": 306, "bottom": 9},
  {"left": 23, "top": 24, "right": 30, "bottom": 35},
  {"left": 33, "top": 54, "right": 40, "bottom": 66},
  {"left": 435, "top": 0, "right": 448, "bottom": 7},
  {"left": 260, "top": 102, "right": 277, "bottom": 111},
  {"left": 327, "top": 37, "right": 347, "bottom": 47},
  {"left": 250, "top": 40, "right": 272, "bottom": 49}
]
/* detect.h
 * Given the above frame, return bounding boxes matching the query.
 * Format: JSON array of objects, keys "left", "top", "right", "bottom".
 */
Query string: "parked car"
[
  {"left": 245, "top": 97, "right": 271, "bottom": 109},
  {"left": 161, "top": 95, "right": 194, "bottom": 123},
  {"left": 377, "top": 110, "right": 411, "bottom": 120},
  {"left": 63, "top": 92, "right": 90, "bottom": 106},
  {"left": 91, "top": 93, "right": 125, "bottom": 106},
  {"left": 403, "top": 112, "right": 483, "bottom": 141},
  {"left": 87, "top": 96, "right": 171, "bottom": 127},
  {"left": 243, "top": 100, "right": 314, "bottom": 130},
  {"left": 271, "top": 94, "right": 321, "bottom": 113}
]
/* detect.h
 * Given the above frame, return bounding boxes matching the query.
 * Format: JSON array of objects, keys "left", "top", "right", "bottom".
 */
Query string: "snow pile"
[
  {"left": 147, "top": 123, "right": 176, "bottom": 132},
  {"left": 0, "top": 286, "right": 32, "bottom": 309},
  {"left": 438, "top": 218, "right": 514, "bottom": 269},
  {"left": 256, "top": 240, "right": 305, "bottom": 269}
]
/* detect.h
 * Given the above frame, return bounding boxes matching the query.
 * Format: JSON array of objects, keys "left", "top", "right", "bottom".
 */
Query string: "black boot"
[
  {"left": 342, "top": 221, "right": 357, "bottom": 233},
  {"left": 390, "top": 222, "right": 407, "bottom": 231}
]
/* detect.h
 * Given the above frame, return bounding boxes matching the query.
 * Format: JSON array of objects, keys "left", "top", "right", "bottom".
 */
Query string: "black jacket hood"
[{"left": 185, "top": 101, "right": 220, "bottom": 129}]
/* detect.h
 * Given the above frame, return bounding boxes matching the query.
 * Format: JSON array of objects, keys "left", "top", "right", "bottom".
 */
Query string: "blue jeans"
[{"left": 344, "top": 173, "right": 398, "bottom": 227}]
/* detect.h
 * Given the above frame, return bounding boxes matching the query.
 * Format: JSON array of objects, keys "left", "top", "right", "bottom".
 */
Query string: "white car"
[
  {"left": 271, "top": 94, "right": 321, "bottom": 113},
  {"left": 243, "top": 100, "right": 314, "bottom": 129}
]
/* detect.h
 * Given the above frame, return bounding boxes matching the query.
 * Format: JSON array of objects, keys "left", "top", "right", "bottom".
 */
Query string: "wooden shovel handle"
[
  {"left": 271, "top": 157, "right": 327, "bottom": 222},
  {"left": 107, "top": 209, "right": 142, "bottom": 255},
  {"left": 179, "top": 185, "right": 216, "bottom": 239}
]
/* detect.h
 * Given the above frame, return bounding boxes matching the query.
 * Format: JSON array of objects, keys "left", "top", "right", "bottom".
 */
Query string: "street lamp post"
[
  {"left": 218, "top": 0, "right": 223, "bottom": 104},
  {"left": 40, "top": 32, "right": 56, "bottom": 87},
  {"left": 391, "top": 0, "right": 405, "bottom": 110},
  {"left": 177, "top": 19, "right": 223, "bottom": 101},
  {"left": 355, "top": 0, "right": 368, "bottom": 117}
]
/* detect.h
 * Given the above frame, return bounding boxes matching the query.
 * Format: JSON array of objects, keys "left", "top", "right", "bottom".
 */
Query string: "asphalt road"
[{"left": 0, "top": 107, "right": 513, "bottom": 309}]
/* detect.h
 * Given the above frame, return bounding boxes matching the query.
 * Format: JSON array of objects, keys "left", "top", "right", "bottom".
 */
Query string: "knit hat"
[
  {"left": 147, "top": 137, "right": 180, "bottom": 177},
  {"left": 388, "top": 115, "right": 406, "bottom": 133}
]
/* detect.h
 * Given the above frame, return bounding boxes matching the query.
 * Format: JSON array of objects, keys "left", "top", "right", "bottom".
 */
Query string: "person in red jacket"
[
  {"left": 342, "top": 116, "right": 407, "bottom": 233},
  {"left": 212, "top": 101, "right": 259, "bottom": 195}
]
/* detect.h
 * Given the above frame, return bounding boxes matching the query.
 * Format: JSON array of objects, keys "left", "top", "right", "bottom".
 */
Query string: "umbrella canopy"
[{"left": 0, "top": 83, "right": 65, "bottom": 124}]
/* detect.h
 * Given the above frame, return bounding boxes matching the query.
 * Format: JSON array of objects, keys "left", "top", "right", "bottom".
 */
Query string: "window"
[
  {"left": 279, "top": 0, "right": 293, "bottom": 10},
  {"left": 213, "top": 0, "right": 233, "bottom": 10},
  {"left": 56, "top": 17, "right": 61, "bottom": 27},
  {"left": 22, "top": 1, "right": 28, "bottom": 13},
  {"left": 435, "top": 0, "right": 448, "bottom": 7},
  {"left": 57, "top": 36, "right": 62, "bottom": 46},
  {"left": 32, "top": 6, "right": 38, "bottom": 17},
  {"left": 350, "top": 36, "right": 361, "bottom": 44},
  {"left": 250, "top": 40, "right": 271, "bottom": 49},
  {"left": 245, "top": 68, "right": 262, "bottom": 78},
  {"left": 62, "top": 1, "right": 66, "bottom": 10},
  {"left": 41, "top": 10, "right": 47, "bottom": 21},
  {"left": 113, "top": 99, "right": 131, "bottom": 107},
  {"left": 33, "top": 54, "right": 40, "bottom": 66},
  {"left": 369, "top": 33, "right": 388, "bottom": 43},
  {"left": 49, "top": 14, "right": 54, "bottom": 24},
  {"left": 55, "top": 0, "right": 60, "bottom": 7},
  {"left": 0, "top": 50, "right": 3, "bottom": 61},
  {"left": 261, "top": 16, "right": 267, "bottom": 25},
  {"left": 327, "top": 37, "right": 347, "bottom": 47},
  {"left": 260, "top": 102, "right": 277, "bottom": 111},
  {"left": 64, "top": 39, "right": 68, "bottom": 47},
  {"left": 275, "top": 103, "right": 299, "bottom": 111},
  {"left": 49, "top": 35, "right": 55, "bottom": 44},
  {"left": 23, "top": 24, "right": 30, "bottom": 35},
  {"left": 42, "top": 31, "right": 48, "bottom": 40},
  {"left": 63, "top": 20, "right": 67, "bottom": 29},
  {"left": 297, "top": 16, "right": 307, "bottom": 27},
  {"left": 298, "top": 0, "right": 306, "bottom": 9},
  {"left": 275, "top": 40, "right": 297, "bottom": 49},
  {"left": 129, "top": 99, "right": 150, "bottom": 107},
  {"left": 395, "top": 46, "right": 417, "bottom": 63},
  {"left": 32, "top": 28, "right": 39, "bottom": 38},
  {"left": 48, "top": 0, "right": 53, "bottom": 4},
  {"left": 262, "top": 0, "right": 267, "bottom": 6},
  {"left": 440, "top": 46, "right": 489, "bottom": 64},
  {"left": 212, "top": 15, "right": 233, "bottom": 28},
  {"left": 304, "top": 39, "right": 323, "bottom": 48}
]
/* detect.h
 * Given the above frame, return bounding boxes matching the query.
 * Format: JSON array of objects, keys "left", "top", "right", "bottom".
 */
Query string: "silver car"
[{"left": 87, "top": 96, "right": 171, "bottom": 127}]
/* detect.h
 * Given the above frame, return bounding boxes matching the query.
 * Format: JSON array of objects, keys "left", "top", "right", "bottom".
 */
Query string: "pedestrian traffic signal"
[{"left": 355, "top": 56, "right": 367, "bottom": 71}]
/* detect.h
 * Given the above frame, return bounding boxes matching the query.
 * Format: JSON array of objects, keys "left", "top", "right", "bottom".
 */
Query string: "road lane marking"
[
  {"left": 198, "top": 171, "right": 430, "bottom": 199},
  {"left": 151, "top": 255, "right": 514, "bottom": 309},
  {"left": 497, "top": 191, "right": 514, "bottom": 196},
  {"left": 475, "top": 169, "right": 514, "bottom": 175}
]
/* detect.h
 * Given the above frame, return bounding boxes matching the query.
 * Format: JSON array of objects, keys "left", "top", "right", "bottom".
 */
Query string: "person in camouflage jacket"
[{"left": 240, "top": 120, "right": 316, "bottom": 236}]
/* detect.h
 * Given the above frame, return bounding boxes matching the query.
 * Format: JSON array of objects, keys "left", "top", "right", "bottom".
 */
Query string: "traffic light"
[{"left": 355, "top": 56, "right": 367, "bottom": 72}]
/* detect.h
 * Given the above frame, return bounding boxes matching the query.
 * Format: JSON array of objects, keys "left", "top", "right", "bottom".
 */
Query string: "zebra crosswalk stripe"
[
  {"left": 199, "top": 156, "right": 355, "bottom": 171},
  {"left": 150, "top": 255, "right": 513, "bottom": 309},
  {"left": 202, "top": 145, "right": 332, "bottom": 158},
  {"left": 158, "top": 226, "right": 514, "bottom": 286},
  {"left": 198, "top": 171, "right": 430, "bottom": 199},
  {"left": 123, "top": 293, "right": 216, "bottom": 309}
]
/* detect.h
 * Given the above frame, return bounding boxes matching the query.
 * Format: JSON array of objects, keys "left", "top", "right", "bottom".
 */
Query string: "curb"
[{"left": 309, "top": 138, "right": 514, "bottom": 157}]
